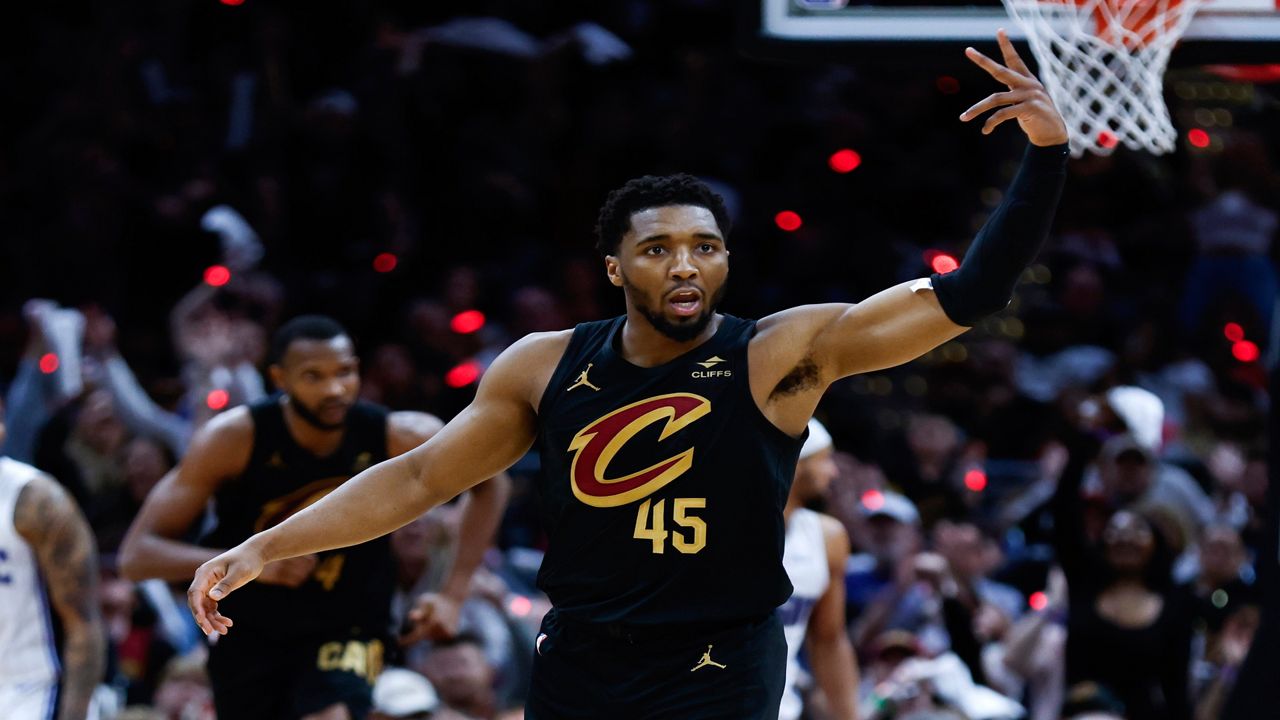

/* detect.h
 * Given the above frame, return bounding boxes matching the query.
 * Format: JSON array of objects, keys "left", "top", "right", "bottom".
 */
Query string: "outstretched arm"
[
  {"left": 188, "top": 332, "right": 563, "bottom": 635},
  {"left": 15, "top": 476, "right": 106, "bottom": 720}
]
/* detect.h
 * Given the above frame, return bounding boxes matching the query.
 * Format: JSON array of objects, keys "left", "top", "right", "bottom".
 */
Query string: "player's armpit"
[{"left": 14, "top": 477, "right": 106, "bottom": 720}]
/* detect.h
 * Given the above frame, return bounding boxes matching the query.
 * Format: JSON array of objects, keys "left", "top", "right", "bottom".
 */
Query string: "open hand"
[
  {"left": 188, "top": 544, "right": 267, "bottom": 636},
  {"left": 959, "top": 29, "right": 1069, "bottom": 146}
]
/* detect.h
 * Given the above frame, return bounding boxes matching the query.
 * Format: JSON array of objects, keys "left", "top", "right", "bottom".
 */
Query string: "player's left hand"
[
  {"left": 401, "top": 592, "right": 463, "bottom": 645},
  {"left": 959, "top": 29, "right": 1070, "bottom": 146}
]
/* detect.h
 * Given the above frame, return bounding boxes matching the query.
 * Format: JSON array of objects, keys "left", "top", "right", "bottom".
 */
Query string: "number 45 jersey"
[{"left": 535, "top": 315, "right": 805, "bottom": 625}]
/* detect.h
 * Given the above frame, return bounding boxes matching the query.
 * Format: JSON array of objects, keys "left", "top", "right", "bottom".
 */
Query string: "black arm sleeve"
[{"left": 931, "top": 142, "right": 1069, "bottom": 327}]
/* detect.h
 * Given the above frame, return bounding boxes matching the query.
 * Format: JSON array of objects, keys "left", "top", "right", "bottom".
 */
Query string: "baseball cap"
[
  {"left": 1105, "top": 385, "right": 1164, "bottom": 452},
  {"left": 373, "top": 668, "right": 439, "bottom": 717},
  {"left": 800, "top": 418, "right": 834, "bottom": 460},
  {"left": 861, "top": 490, "right": 921, "bottom": 526}
]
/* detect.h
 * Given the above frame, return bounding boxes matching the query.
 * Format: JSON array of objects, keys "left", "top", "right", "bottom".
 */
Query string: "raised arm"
[
  {"left": 754, "top": 32, "right": 1067, "bottom": 420},
  {"left": 14, "top": 475, "right": 106, "bottom": 720},
  {"left": 188, "top": 332, "right": 564, "bottom": 635}
]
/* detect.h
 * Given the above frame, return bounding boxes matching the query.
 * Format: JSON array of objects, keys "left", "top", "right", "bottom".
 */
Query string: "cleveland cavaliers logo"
[{"left": 567, "top": 393, "right": 711, "bottom": 508}]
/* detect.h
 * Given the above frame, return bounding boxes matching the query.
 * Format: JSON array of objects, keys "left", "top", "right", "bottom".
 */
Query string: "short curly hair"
[{"left": 594, "top": 174, "right": 732, "bottom": 256}]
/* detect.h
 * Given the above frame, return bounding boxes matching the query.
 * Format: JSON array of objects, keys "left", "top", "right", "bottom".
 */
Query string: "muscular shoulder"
[
  {"left": 388, "top": 411, "right": 445, "bottom": 456},
  {"left": 487, "top": 330, "right": 575, "bottom": 410},
  {"left": 183, "top": 405, "right": 255, "bottom": 477},
  {"left": 13, "top": 471, "right": 81, "bottom": 544}
]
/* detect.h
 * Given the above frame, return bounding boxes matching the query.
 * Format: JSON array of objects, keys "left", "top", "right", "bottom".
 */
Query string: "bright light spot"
[
  {"left": 829, "top": 149, "right": 862, "bottom": 173},
  {"left": 373, "top": 253, "right": 398, "bottom": 273},
  {"left": 509, "top": 595, "right": 533, "bottom": 617},
  {"left": 1029, "top": 591, "right": 1049, "bottom": 611},
  {"left": 39, "top": 353, "right": 60, "bottom": 374},
  {"left": 1098, "top": 131, "right": 1119, "bottom": 149},
  {"left": 1223, "top": 322, "right": 1245, "bottom": 343},
  {"left": 1188, "top": 128, "right": 1211, "bottom": 148},
  {"left": 206, "top": 389, "right": 230, "bottom": 410},
  {"left": 1233, "top": 340, "right": 1259, "bottom": 363},
  {"left": 445, "top": 361, "right": 482, "bottom": 388},
  {"left": 964, "top": 469, "right": 987, "bottom": 492},
  {"left": 774, "top": 211, "right": 803, "bottom": 232},
  {"left": 450, "top": 310, "right": 486, "bottom": 335},
  {"left": 1211, "top": 589, "right": 1229, "bottom": 609},
  {"left": 931, "top": 253, "right": 960, "bottom": 274},
  {"left": 204, "top": 265, "right": 231, "bottom": 287}
]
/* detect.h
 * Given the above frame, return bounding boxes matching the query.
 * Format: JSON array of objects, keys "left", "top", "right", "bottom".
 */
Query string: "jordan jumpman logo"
[
  {"left": 567, "top": 363, "right": 601, "bottom": 392},
  {"left": 690, "top": 645, "right": 727, "bottom": 672}
]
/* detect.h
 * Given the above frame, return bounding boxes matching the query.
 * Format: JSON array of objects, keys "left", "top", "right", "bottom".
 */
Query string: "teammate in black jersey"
[
  {"left": 189, "top": 34, "right": 1069, "bottom": 719},
  {"left": 121, "top": 316, "right": 507, "bottom": 720}
]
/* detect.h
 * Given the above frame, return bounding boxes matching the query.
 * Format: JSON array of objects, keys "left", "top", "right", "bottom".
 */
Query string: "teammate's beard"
[
  {"left": 286, "top": 394, "right": 347, "bottom": 431},
  {"left": 624, "top": 275, "right": 728, "bottom": 343}
]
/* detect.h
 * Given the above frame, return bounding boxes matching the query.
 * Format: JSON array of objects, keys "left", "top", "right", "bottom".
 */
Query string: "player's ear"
[{"left": 605, "top": 255, "right": 623, "bottom": 288}]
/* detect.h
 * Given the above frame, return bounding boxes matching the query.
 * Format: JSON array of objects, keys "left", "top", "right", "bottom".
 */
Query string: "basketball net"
[{"left": 1002, "top": 0, "right": 1206, "bottom": 155}]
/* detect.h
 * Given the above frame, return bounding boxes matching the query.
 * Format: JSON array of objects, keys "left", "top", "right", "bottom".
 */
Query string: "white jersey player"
[
  {"left": 0, "top": 397, "right": 105, "bottom": 720},
  {"left": 779, "top": 419, "right": 860, "bottom": 720}
]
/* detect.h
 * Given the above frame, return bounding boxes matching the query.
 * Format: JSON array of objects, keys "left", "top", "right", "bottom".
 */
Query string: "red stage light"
[
  {"left": 828, "top": 149, "right": 862, "bottom": 174},
  {"left": 445, "top": 361, "right": 482, "bottom": 388},
  {"left": 774, "top": 211, "right": 803, "bottom": 232},
  {"left": 220, "top": 0, "right": 245, "bottom": 6},
  {"left": 1223, "top": 323, "right": 1245, "bottom": 342},
  {"left": 509, "top": 596, "right": 533, "bottom": 617},
  {"left": 204, "top": 265, "right": 231, "bottom": 287},
  {"left": 1029, "top": 591, "right": 1049, "bottom": 611},
  {"left": 1098, "top": 131, "right": 1119, "bottom": 149},
  {"left": 1188, "top": 128, "right": 1211, "bottom": 148},
  {"left": 373, "top": 253, "right": 398, "bottom": 273},
  {"left": 206, "top": 389, "right": 230, "bottom": 410},
  {"left": 39, "top": 353, "right": 60, "bottom": 374},
  {"left": 1233, "top": 340, "right": 1259, "bottom": 363},
  {"left": 930, "top": 252, "right": 960, "bottom": 274},
  {"left": 450, "top": 310, "right": 486, "bottom": 335},
  {"left": 964, "top": 469, "right": 987, "bottom": 492}
]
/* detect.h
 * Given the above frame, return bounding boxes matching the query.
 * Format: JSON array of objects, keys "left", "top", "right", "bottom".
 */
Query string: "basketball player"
[
  {"left": 189, "top": 33, "right": 1069, "bottom": 718},
  {"left": 120, "top": 316, "right": 508, "bottom": 720},
  {"left": 779, "top": 419, "right": 859, "bottom": 720},
  {"left": 0, "top": 396, "right": 107, "bottom": 720}
]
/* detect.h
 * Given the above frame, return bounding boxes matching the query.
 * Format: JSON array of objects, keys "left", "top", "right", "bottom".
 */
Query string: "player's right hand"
[{"left": 188, "top": 544, "right": 266, "bottom": 636}]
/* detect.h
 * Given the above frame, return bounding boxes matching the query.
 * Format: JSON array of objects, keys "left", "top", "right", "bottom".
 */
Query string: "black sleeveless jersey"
[
  {"left": 202, "top": 398, "right": 394, "bottom": 635},
  {"left": 534, "top": 315, "right": 805, "bottom": 625}
]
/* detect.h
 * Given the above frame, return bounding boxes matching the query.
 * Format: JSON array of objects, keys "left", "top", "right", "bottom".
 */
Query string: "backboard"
[{"left": 756, "top": 0, "right": 1280, "bottom": 61}]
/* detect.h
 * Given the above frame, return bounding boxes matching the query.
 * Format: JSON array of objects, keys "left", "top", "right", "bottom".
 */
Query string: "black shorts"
[
  {"left": 526, "top": 610, "right": 786, "bottom": 720},
  {"left": 207, "top": 625, "right": 385, "bottom": 720}
]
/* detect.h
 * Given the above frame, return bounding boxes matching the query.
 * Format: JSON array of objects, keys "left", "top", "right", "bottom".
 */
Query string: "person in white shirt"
[
  {"left": 779, "top": 418, "right": 860, "bottom": 720},
  {"left": 0, "top": 396, "right": 106, "bottom": 720}
]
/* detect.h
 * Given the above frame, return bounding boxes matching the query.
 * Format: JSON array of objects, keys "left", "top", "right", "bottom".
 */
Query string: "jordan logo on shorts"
[
  {"left": 567, "top": 364, "right": 601, "bottom": 392},
  {"left": 690, "top": 645, "right": 727, "bottom": 672}
]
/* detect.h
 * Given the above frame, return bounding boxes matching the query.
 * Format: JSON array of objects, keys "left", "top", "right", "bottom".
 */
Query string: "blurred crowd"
[{"left": 3, "top": 1, "right": 1280, "bottom": 719}]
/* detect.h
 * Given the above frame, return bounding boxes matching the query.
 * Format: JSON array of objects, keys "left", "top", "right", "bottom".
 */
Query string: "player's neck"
[
  {"left": 280, "top": 400, "right": 346, "bottom": 456},
  {"left": 618, "top": 310, "right": 721, "bottom": 368}
]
